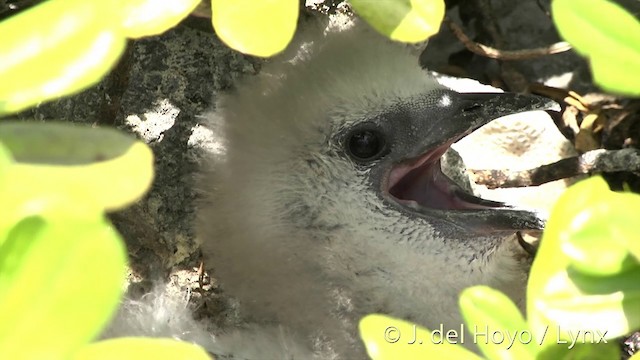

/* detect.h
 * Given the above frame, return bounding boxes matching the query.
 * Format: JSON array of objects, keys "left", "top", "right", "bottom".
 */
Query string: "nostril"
[{"left": 462, "top": 104, "right": 483, "bottom": 112}]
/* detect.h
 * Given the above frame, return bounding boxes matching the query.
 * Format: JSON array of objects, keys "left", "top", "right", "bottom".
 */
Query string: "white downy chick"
[
  {"left": 107, "top": 23, "right": 559, "bottom": 360},
  {"left": 195, "top": 25, "right": 557, "bottom": 358}
]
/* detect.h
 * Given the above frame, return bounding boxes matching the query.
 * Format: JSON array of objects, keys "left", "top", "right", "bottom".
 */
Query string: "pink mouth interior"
[{"left": 387, "top": 143, "right": 504, "bottom": 210}]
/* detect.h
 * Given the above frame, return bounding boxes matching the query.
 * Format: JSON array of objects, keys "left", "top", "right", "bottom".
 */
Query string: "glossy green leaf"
[
  {"left": 0, "top": 215, "right": 127, "bottom": 360},
  {"left": 211, "top": 0, "right": 298, "bottom": 57},
  {"left": 72, "top": 337, "right": 212, "bottom": 360},
  {"left": 537, "top": 341, "right": 620, "bottom": 360},
  {"left": 0, "top": 0, "right": 126, "bottom": 115},
  {"left": 562, "top": 199, "right": 640, "bottom": 276},
  {"left": 120, "top": 0, "right": 201, "bottom": 38},
  {"left": 358, "top": 314, "right": 482, "bottom": 360},
  {"left": 350, "top": 0, "right": 445, "bottom": 43},
  {"left": 527, "top": 177, "right": 640, "bottom": 348},
  {"left": 552, "top": 0, "right": 640, "bottom": 95},
  {"left": 459, "top": 286, "right": 535, "bottom": 360},
  {"left": 0, "top": 122, "right": 154, "bottom": 212}
]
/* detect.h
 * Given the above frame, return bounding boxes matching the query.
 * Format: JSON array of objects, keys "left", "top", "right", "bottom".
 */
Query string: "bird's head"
[
  {"left": 217, "top": 26, "right": 556, "bottom": 242},
  {"left": 207, "top": 25, "right": 559, "bottom": 331}
]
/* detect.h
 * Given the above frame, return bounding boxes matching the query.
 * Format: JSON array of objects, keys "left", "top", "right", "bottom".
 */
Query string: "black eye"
[{"left": 347, "top": 128, "right": 386, "bottom": 161}]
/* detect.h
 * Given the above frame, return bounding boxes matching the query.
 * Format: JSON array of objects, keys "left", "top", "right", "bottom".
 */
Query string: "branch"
[
  {"left": 445, "top": 18, "right": 572, "bottom": 61},
  {"left": 470, "top": 148, "right": 640, "bottom": 188}
]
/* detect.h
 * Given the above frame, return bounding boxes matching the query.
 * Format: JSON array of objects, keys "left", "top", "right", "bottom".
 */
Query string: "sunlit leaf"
[
  {"left": 350, "top": 0, "right": 445, "bottom": 43},
  {"left": 120, "top": 0, "right": 201, "bottom": 38},
  {"left": 72, "top": 337, "right": 212, "bottom": 360},
  {"left": 527, "top": 177, "right": 640, "bottom": 347},
  {"left": 211, "top": 0, "right": 298, "bottom": 57},
  {"left": 358, "top": 314, "right": 481, "bottom": 360},
  {"left": 536, "top": 341, "right": 620, "bottom": 360},
  {"left": 562, "top": 197, "right": 640, "bottom": 276},
  {"left": 77, "top": 338, "right": 212, "bottom": 360},
  {"left": 0, "top": 0, "right": 126, "bottom": 114},
  {"left": 460, "top": 286, "right": 535, "bottom": 360},
  {"left": 552, "top": 0, "right": 640, "bottom": 95},
  {"left": 0, "top": 215, "right": 127, "bottom": 360},
  {"left": 0, "top": 122, "right": 154, "bottom": 212}
]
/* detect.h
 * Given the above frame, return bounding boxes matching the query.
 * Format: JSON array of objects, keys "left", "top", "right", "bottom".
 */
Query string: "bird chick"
[{"left": 196, "top": 24, "right": 558, "bottom": 359}]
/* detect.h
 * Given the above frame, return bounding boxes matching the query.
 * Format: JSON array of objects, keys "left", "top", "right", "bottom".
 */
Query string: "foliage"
[
  {"left": 71, "top": 338, "right": 211, "bottom": 360},
  {"left": 208, "top": 0, "right": 640, "bottom": 94},
  {"left": 349, "top": 0, "right": 444, "bottom": 42},
  {"left": 0, "top": 0, "right": 205, "bottom": 359},
  {"left": 2, "top": 0, "right": 639, "bottom": 359},
  {"left": 3, "top": 0, "right": 637, "bottom": 113},
  {"left": 552, "top": 0, "right": 640, "bottom": 96},
  {"left": 0, "top": 122, "right": 157, "bottom": 360},
  {"left": 0, "top": 123, "right": 154, "bottom": 211},
  {"left": 210, "top": 0, "right": 446, "bottom": 56},
  {"left": 0, "top": 0, "right": 199, "bottom": 115},
  {"left": 359, "top": 176, "right": 640, "bottom": 360},
  {"left": 211, "top": 0, "right": 299, "bottom": 57},
  {"left": 0, "top": 196, "right": 127, "bottom": 360},
  {"left": 0, "top": 0, "right": 447, "bottom": 113},
  {"left": 527, "top": 177, "right": 640, "bottom": 357},
  {"left": 359, "top": 314, "right": 483, "bottom": 359}
]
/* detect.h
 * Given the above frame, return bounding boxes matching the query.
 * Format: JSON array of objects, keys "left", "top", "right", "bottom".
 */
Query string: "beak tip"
[{"left": 512, "top": 93, "right": 561, "bottom": 113}]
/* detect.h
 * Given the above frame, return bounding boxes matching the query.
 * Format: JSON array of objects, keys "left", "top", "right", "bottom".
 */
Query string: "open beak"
[{"left": 386, "top": 91, "right": 560, "bottom": 233}]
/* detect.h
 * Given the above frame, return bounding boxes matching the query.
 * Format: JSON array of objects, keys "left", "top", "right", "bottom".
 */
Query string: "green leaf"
[
  {"left": 120, "top": 0, "right": 201, "bottom": 38},
  {"left": 211, "top": 0, "right": 299, "bottom": 57},
  {"left": 459, "top": 286, "right": 535, "bottom": 360},
  {"left": 358, "top": 314, "right": 482, "bottom": 360},
  {"left": 562, "top": 196, "right": 640, "bottom": 277},
  {"left": 0, "top": 215, "right": 127, "bottom": 360},
  {"left": 0, "top": 122, "right": 154, "bottom": 212},
  {"left": 537, "top": 341, "right": 620, "bottom": 360},
  {"left": 0, "top": 0, "right": 126, "bottom": 115},
  {"left": 552, "top": 0, "right": 640, "bottom": 95},
  {"left": 72, "top": 337, "right": 212, "bottom": 360},
  {"left": 349, "top": 0, "right": 445, "bottom": 43},
  {"left": 527, "top": 177, "right": 640, "bottom": 348}
]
